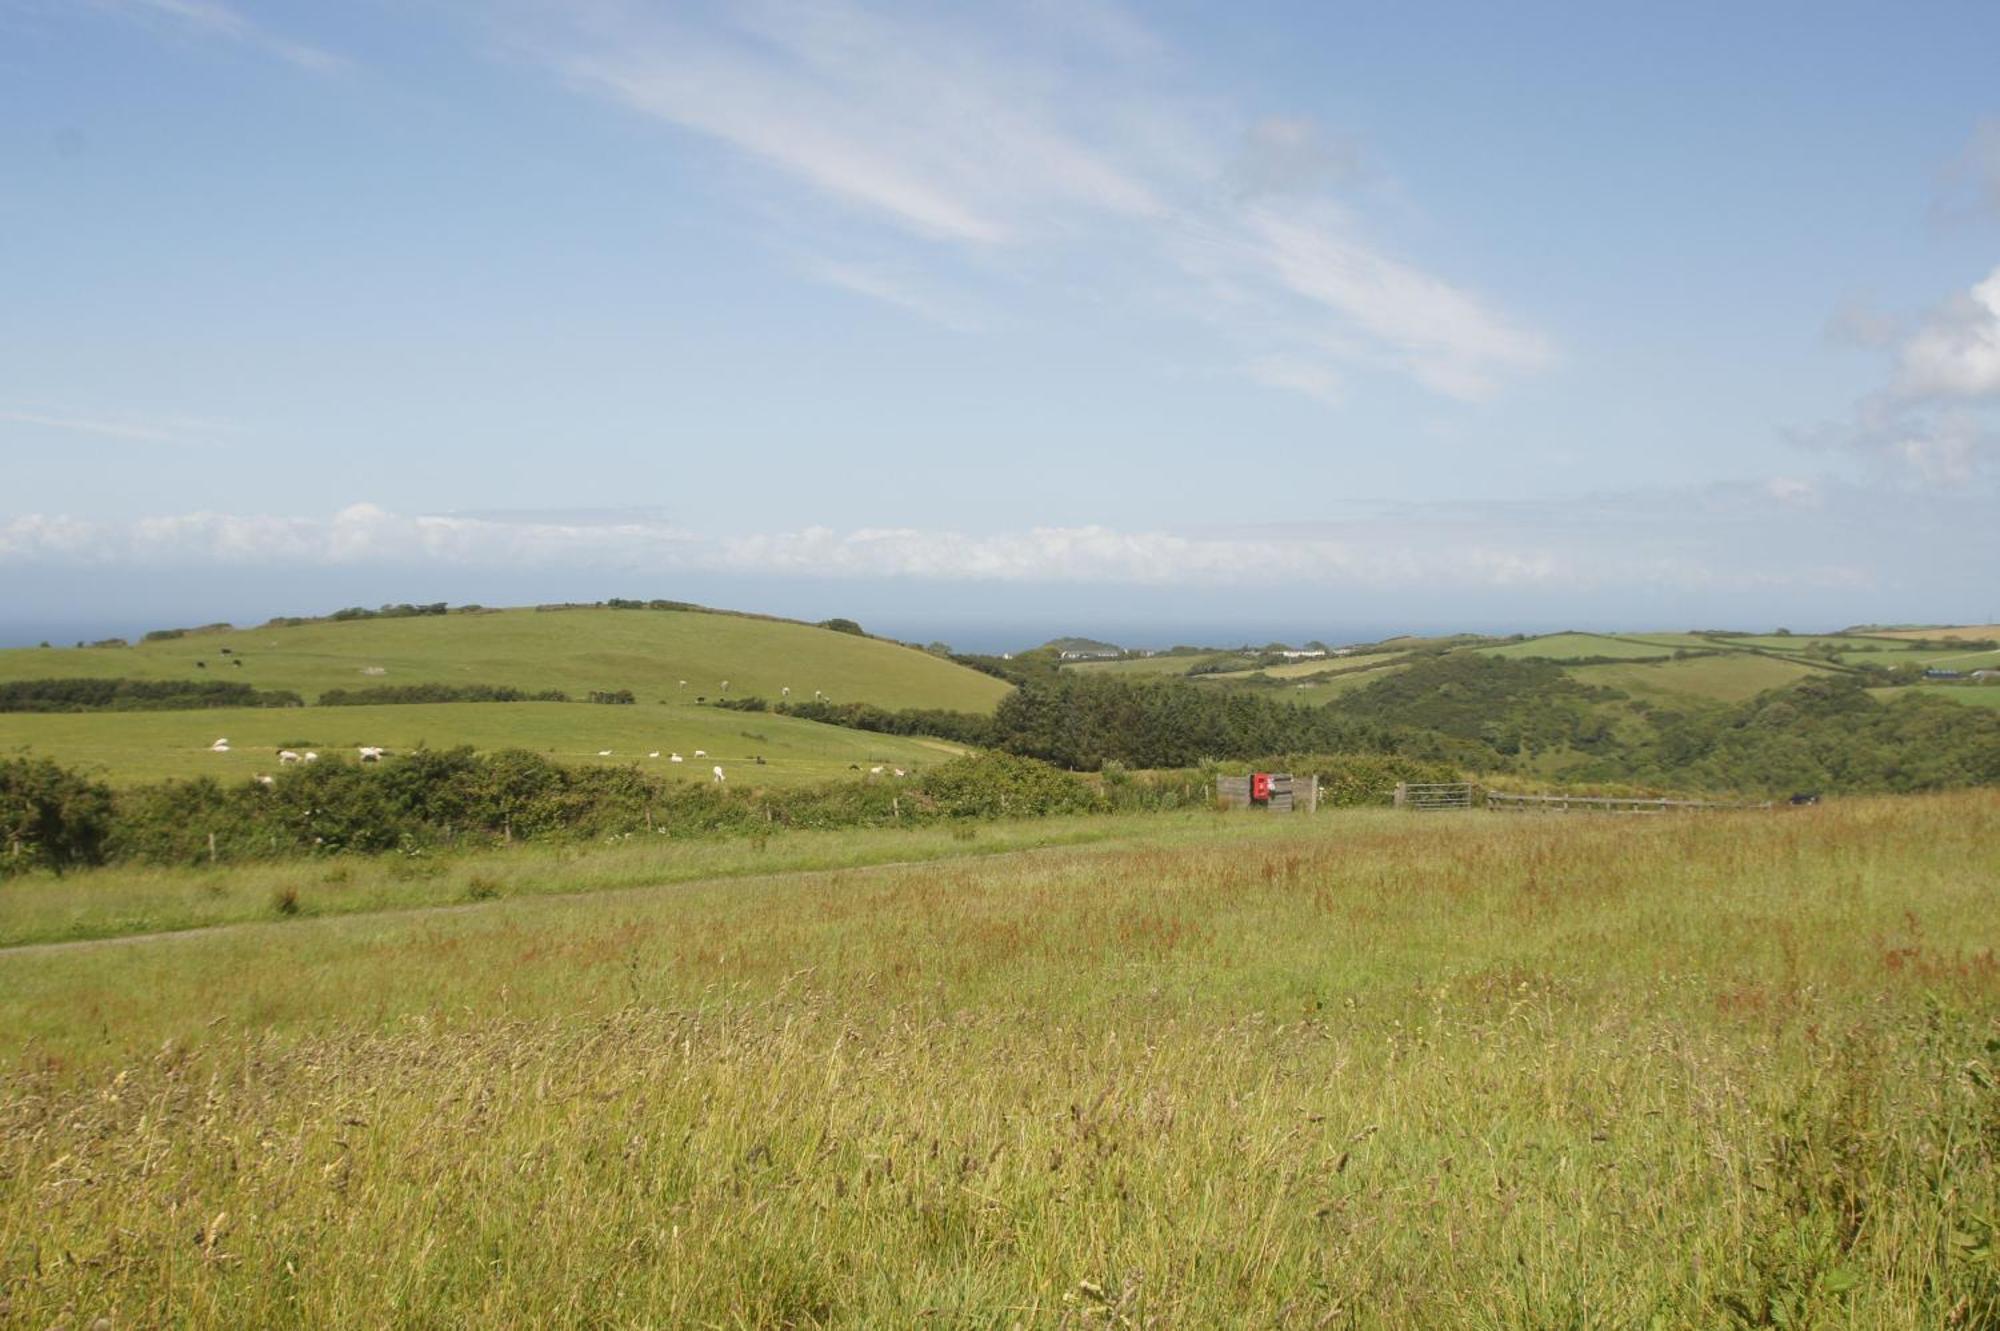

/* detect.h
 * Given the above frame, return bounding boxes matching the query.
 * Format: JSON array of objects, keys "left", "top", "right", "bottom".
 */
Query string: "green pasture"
[
  {"left": 0, "top": 701, "right": 959, "bottom": 787},
  {"left": 0, "top": 606, "right": 1012, "bottom": 713}
]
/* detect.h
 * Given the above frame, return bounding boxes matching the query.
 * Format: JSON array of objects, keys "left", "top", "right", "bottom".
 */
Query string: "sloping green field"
[
  {"left": 0, "top": 701, "right": 960, "bottom": 788},
  {"left": 1478, "top": 632, "right": 1671, "bottom": 661},
  {"left": 1063, "top": 652, "right": 1245, "bottom": 676},
  {"left": 0, "top": 607, "right": 1012, "bottom": 713}
]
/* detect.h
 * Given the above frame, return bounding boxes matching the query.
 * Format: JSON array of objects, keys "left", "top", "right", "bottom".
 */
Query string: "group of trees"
[{"left": 0, "top": 678, "right": 303, "bottom": 713}]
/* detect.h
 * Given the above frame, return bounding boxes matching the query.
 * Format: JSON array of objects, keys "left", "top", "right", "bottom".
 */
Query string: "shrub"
[
  {"left": 917, "top": 753, "right": 1100, "bottom": 819},
  {"left": 0, "top": 757, "right": 115, "bottom": 877}
]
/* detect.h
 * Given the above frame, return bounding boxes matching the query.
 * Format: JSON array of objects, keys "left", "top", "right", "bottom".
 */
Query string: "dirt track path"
[{"left": 0, "top": 838, "right": 1117, "bottom": 961}]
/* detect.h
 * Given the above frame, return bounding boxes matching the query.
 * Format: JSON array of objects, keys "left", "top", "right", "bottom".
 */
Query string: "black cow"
[{"left": 1788, "top": 792, "right": 1821, "bottom": 806}]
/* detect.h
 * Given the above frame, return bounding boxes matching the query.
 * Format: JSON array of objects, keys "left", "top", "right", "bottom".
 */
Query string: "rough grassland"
[
  {"left": 2, "top": 794, "right": 1996, "bottom": 1326},
  {"left": 1870, "top": 684, "right": 2000, "bottom": 711},
  {"left": 0, "top": 700, "right": 958, "bottom": 788},
  {"left": 0, "top": 607, "right": 1013, "bottom": 713},
  {"left": 1875, "top": 624, "right": 2000, "bottom": 641}
]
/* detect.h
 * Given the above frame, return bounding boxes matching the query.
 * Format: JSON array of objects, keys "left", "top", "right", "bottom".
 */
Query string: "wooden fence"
[
  {"left": 1392, "top": 781, "right": 1477, "bottom": 812},
  {"left": 1484, "top": 792, "right": 1773, "bottom": 815},
  {"left": 1216, "top": 773, "right": 1320, "bottom": 813}
]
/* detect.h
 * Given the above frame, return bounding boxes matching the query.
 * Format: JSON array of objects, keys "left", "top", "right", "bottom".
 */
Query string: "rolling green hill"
[
  {"left": 0, "top": 606, "right": 1007, "bottom": 786},
  {"left": 0, "top": 607, "right": 1012, "bottom": 713}
]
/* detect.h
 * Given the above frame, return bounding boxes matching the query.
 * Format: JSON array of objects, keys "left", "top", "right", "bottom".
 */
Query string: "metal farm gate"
[{"left": 1393, "top": 781, "right": 1477, "bottom": 812}]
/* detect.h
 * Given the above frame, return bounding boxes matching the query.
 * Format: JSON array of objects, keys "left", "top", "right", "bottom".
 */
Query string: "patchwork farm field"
[
  {"left": 0, "top": 701, "right": 960, "bottom": 787},
  {"left": 3, "top": 793, "right": 1996, "bottom": 1326}
]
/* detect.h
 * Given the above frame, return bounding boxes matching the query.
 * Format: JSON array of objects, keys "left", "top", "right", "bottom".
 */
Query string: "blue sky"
[{"left": 3, "top": 0, "right": 1997, "bottom": 647}]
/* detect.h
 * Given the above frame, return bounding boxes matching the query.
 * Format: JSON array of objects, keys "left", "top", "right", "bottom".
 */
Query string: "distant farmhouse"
[{"left": 1059, "top": 647, "right": 1122, "bottom": 661}]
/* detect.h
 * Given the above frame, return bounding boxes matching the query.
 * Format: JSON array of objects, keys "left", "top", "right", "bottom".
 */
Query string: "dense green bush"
[
  {"left": 1, "top": 757, "right": 115, "bottom": 876},
  {"left": 318, "top": 683, "right": 567, "bottom": 706},
  {"left": 0, "top": 678, "right": 303, "bottom": 713},
  {"left": 917, "top": 752, "right": 1099, "bottom": 818}
]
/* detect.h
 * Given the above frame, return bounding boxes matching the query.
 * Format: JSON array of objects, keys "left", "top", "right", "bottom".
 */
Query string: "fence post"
[
  {"left": 1393, "top": 782, "right": 1407, "bottom": 809},
  {"left": 207, "top": 831, "right": 217, "bottom": 864}
]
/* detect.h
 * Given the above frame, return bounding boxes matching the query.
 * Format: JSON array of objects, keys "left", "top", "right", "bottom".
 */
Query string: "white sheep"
[
  {"left": 694, "top": 749, "right": 707, "bottom": 758},
  {"left": 278, "top": 750, "right": 301, "bottom": 764},
  {"left": 597, "top": 749, "right": 613, "bottom": 757},
  {"left": 303, "top": 752, "right": 319, "bottom": 763},
  {"left": 870, "top": 765, "right": 884, "bottom": 775},
  {"left": 669, "top": 752, "right": 683, "bottom": 763},
  {"left": 781, "top": 686, "right": 790, "bottom": 698},
  {"left": 648, "top": 750, "right": 660, "bottom": 759},
  {"left": 893, "top": 768, "right": 905, "bottom": 778},
  {"left": 358, "top": 746, "right": 384, "bottom": 762},
  {"left": 254, "top": 773, "right": 274, "bottom": 787},
  {"left": 712, "top": 765, "right": 725, "bottom": 782},
  {"left": 211, "top": 738, "right": 230, "bottom": 752}
]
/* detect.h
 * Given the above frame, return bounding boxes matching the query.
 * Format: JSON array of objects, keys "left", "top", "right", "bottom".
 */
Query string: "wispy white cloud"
[
  {"left": 101, "top": 0, "right": 345, "bottom": 72},
  {"left": 1934, "top": 117, "right": 2000, "bottom": 224},
  {"left": 523, "top": 1, "right": 1551, "bottom": 404},
  {"left": 807, "top": 260, "right": 982, "bottom": 332},
  {"left": 0, "top": 407, "right": 231, "bottom": 446}
]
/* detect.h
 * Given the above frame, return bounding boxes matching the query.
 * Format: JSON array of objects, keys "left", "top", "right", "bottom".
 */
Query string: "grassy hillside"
[
  {"left": 0, "top": 701, "right": 960, "bottom": 787},
  {"left": 0, "top": 607, "right": 1012, "bottom": 714},
  {"left": 2, "top": 793, "right": 1995, "bottom": 1324}
]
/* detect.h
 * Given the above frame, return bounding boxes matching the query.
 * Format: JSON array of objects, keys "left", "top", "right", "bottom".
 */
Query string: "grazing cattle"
[
  {"left": 232, "top": 659, "right": 243, "bottom": 667},
  {"left": 1789, "top": 792, "right": 1821, "bottom": 806},
  {"left": 195, "top": 660, "right": 206, "bottom": 668},
  {"left": 712, "top": 765, "right": 725, "bottom": 783},
  {"left": 358, "top": 746, "right": 385, "bottom": 762},
  {"left": 278, "top": 750, "right": 301, "bottom": 764},
  {"left": 669, "top": 753, "right": 684, "bottom": 763}
]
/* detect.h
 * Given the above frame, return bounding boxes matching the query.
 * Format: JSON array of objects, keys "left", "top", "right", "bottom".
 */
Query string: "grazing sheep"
[
  {"left": 278, "top": 750, "right": 301, "bottom": 764},
  {"left": 669, "top": 752, "right": 684, "bottom": 763},
  {"left": 358, "top": 746, "right": 385, "bottom": 762},
  {"left": 648, "top": 750, "right": 660, "bottom": 759},
  {"left": 893, "top": 768, "right": 905, "bottom": 778},
  {"left": 712, "top": 765, "right": 725, "bottom": 783},
  {"left": 303, "top": 751, "right": 319, "bottom": 762},
  {"left": 597, "top": 749, "right": 613, "bottom": 757},
  {"left": 254, "top": 773, "right": 274, "bottom": 787},
  {"left": 694, "top": 749, "right": 707, "bottom": 758},
  {"left": 869, "top": 765, "right": 884, "bottom": 775},
  {"left": 211, "top": 738, "right": 230, "bottom": 751}
]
